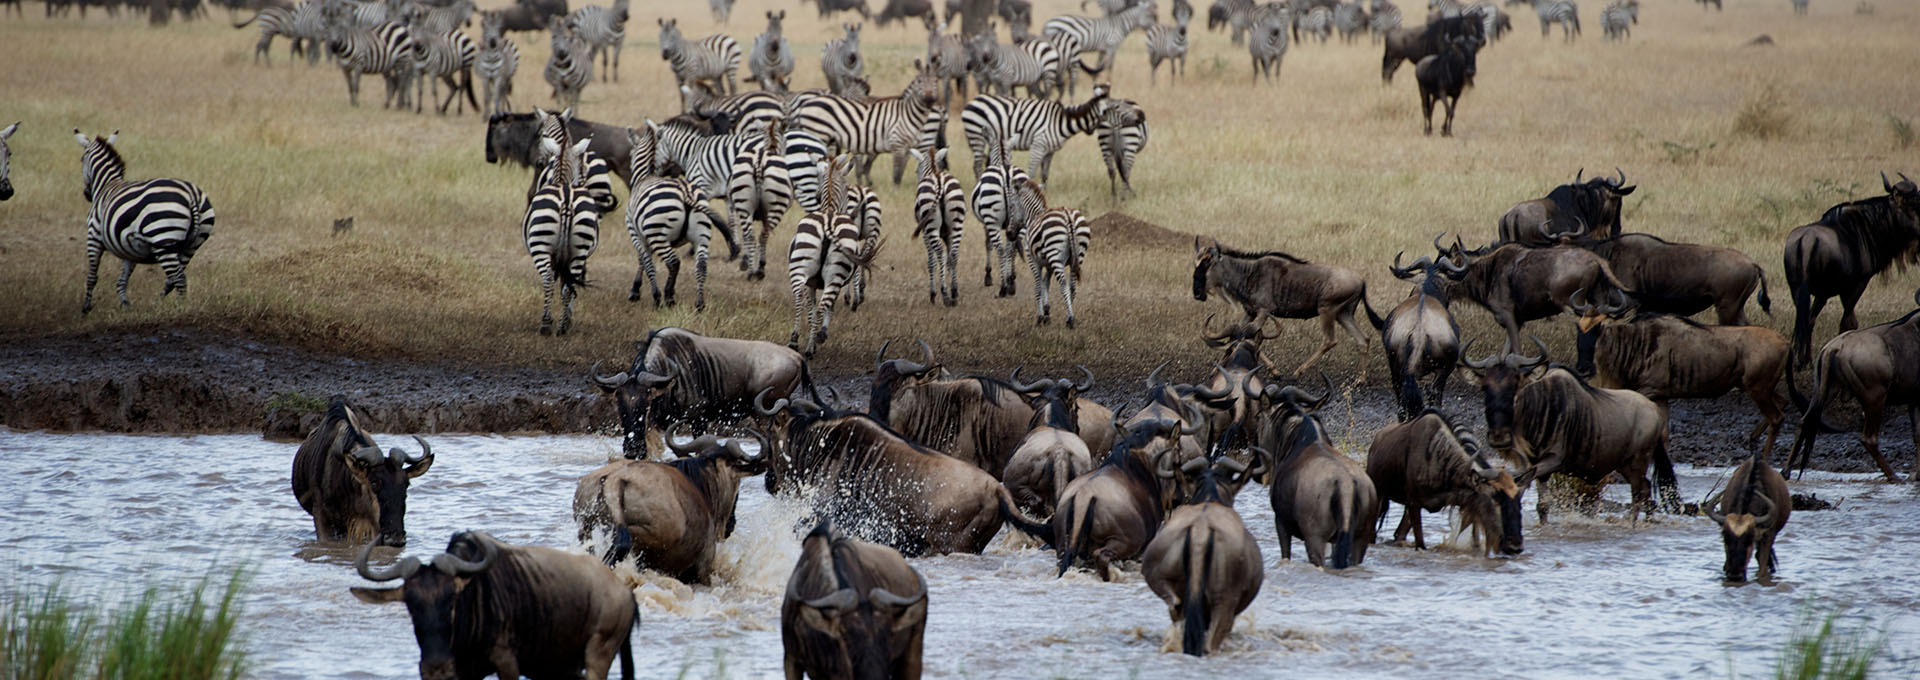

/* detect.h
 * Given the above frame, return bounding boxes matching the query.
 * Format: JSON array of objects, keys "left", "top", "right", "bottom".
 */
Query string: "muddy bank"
[{"left": 0, "top": 329, "right": 1908, "bottom": 476}]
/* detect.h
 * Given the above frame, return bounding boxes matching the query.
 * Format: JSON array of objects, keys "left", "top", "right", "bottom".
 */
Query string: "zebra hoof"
[
  {"left": 81, "top": 302, "right": 93, "bottom": 316},
  {"left": 628, "top": 291, "right": 642, "bottom": 302},
  {"left": 1065, "top": 317, "right": 1076, "bottom": 329},
  {"left": 539, "top": 324, "right": 554, "bottom": 336}
]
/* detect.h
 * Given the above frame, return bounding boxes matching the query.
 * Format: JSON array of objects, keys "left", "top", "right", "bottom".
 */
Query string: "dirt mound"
[{"left": 1088, "top": 212, "right": 1193, "bottom": 251}]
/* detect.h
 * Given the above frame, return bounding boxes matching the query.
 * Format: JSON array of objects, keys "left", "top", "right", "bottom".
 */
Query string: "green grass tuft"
[
  {"left": 1, "top": 570, "right": 251, "bottom": 680},
  {"left": 1770, "top": 606, "right": 1889, "bottom": 680}
]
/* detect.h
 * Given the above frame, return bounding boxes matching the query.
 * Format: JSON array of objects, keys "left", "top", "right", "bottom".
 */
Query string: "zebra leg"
[
  {"left": 558, "top": 280, "right": 575, "bottom": 335},
  {"left": 115, "top": 260, "right": 137, "bottom": 309},
  {"left": 999, "top": 234, "right": 1019, "bottom": 298},
  {"left": 612, "top": 42, "right": 622, "bottom": 82},
  {"left": 944, "top": 233, "right": 960, "bottom": 306},
  {"left": 891, "top": 150, "right": 908, "bottom": 186},
  {"left": 1029, "top": 256, "right": 1049, "bottom": 325},
  {"left": 1061, "top": 265, "right": 1076, "bottom": 329},
  {"left": 661, "top": 248, "right": 683, "bottom": 307},
  {"left": 730, "top": 198, "right": 756, "bottom": 274},
  {"left": 1034, "top": 148, "right": 1054, "bottom": 188},
  {"left": 982, "top": 222, "right": 998, "bottom": 288},
  {"left": 641, "top": 244, "right": 663, "bottom": 305},
  {"left": 694, "top": 236, "right": 710, "bottom": 312},
  {"left": 923, "top": 231, "right": 939, "bottom": 304},
  {"left": 538, "top": 269, "right": 556, "bottom": 335},
  {"left": 156, "top": 251, "right": 187, "bottom": 298},
  {"left": 789, "top": 285, "right": 812, "bottom": 350},
  {"left": 343, "top": 68, "right": 360, "bottom": 107},
  {"left": 81, "top": 235, "right": 105, "bottom": 315}
]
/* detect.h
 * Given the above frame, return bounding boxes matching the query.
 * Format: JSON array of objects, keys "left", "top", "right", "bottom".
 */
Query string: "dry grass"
[{"left": 2, "top": 0, "right": 1918, "bottom": 382}]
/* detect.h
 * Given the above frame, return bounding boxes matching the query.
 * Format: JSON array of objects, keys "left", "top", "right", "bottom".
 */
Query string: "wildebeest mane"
[
  {"left": 1815, "top": 197, "right": 1920, "bottom": 274},
  {"left": 648, "top": 329, "right": 739, "bottom": 421},
  {"left": 1214, "top": 244, "right": 1310, "bottom": 264},
  {"left": 445, "top": 541, "right": 589, "bottom": 672},
  {"left": 1544, "top": 182, "right": 1609, "bottom": 235},
  {"left": 667, "top": 455, "right": 718, "bottom": 504},
  {"left": 1514, "top": 370, "right": 1611, "bottom": 456},
  {"left": 321, "top": 396, "right": 374, "bottom": 450}
]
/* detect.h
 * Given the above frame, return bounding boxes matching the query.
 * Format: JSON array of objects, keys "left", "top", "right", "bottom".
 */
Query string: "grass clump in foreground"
[
  {"left": 1728, "top": 603, "right": 1892, "bottom": 680},
  {"left": 1, "top": 569, "right": 251, "bottom": 680}
]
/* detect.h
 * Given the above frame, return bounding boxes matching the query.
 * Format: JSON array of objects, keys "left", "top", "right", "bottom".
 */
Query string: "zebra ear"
[
  {"left": 934, "top": 147, "right": 948, "bottom": 169},
  {"left": 107, "top": 130, "right": 118, "bottom": 145},
  {"left": 74, "top": 129, "right": 89, "bottom": 147},
  {"left": 645, "top": 119, "right": 660, "bottom": 134},
  {"left": 0, "top": 122, "right": 17, "bottom": 140},
  {"left": 909, "top": 148, "right": 925, "bottom": 164}
]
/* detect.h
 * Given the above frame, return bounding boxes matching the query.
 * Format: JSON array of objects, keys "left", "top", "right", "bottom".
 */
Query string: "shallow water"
[{"left": 3, "top": 429, "right": 1916, "bottom": 679}]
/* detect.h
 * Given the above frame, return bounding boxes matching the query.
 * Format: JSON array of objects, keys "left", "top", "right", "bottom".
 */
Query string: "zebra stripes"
[
  {"left": 1017, "top": 181, "right": 1086, "bottom": 328},
  {"left": 567, "top": 0, "right": 628, "bottom": 82},
  {"left": 961, "top": 83, "right": 1112, "bottom": 183},
  {"left": 74, "top": 130, "right": 215, "bottom": 315},
  {"left": 1368, "top": 0, "right": 1401, "bottom": 42},
  {"left": 619, "top": 123, "right": 738, "bottom": 310},
  {"left": 821, "top": 22, "right": 865, "bottom": 97},
  {"left": 1144, "top": 21, "right": 1188, "bottom": 85},
  {"left": 1601, "top": 0, "right": 1634, "bottom": 41},
  {"left": 972, "top": 130, "right": 1033, "bottom": 297},
  {"left": 661, "top": 18, "right": 742, "bottom": 102},
  {"left": 330, "top": 0, "right": 392, "bottom": 31},
  {"left": 1249, "top": 3, "right": 1290, "bottom": 83},
  {"left": 727, "top": 124, "right": 793, "bottom": 281},
  {"left": 532, "top": 108, "right": 618, "bottom": 214},
  {"left": 290, "top": 0, "right": 329, "bottom": 66},
  {"left": 327, "top": 19, "right": 417, "bottom": 108},
  {"left": 477, "top": 12, "right": 518, "bottom": 117},
  {"left": 1297, "top": 5, "right": 1332, "bottom": 42},
  {"left": 522, "top": 131, "right": 601, "bottom": 335},
  {"left": 966, "top": 27, "right": 1060, "bottom": 99},
  {"left": 1333, "top": 0, "right": 1367, "bottom": 42},
  {"left": 842, "top": 182, "right": 883, "bottom": 312},
  {"left": 910, "top": 147, "right": 965, "bottom": 306},
  {"left": 786, "top": 61, "right": 942, "bottom": 191},
  {"left": 1044, "top": 0, "right": 1157, "bottom": 96},
  {"left": 545, "top": 20, "right": 592, "bottom": 110},
  {"left": 1532, "top": 0, "right": 1578, "bottom": 40},
  {"left": 925, "top": 14, "right": 971, "bottom": 107},
  {"left": 411, "top": 27, "right": 478, "bottom": 115},
  {"left": 408, "top": 0, "right": 475, "bottom": 35},
  {"left": 786, "top": 154, "right": 865, "bottom": 356},
  {"left": 1097, "top": 98, "right": 1147, "bottom": 199},
  {"left": 236, "top": 6, "right": 297, "bottom": 66},
  {"left": 750, "top": 10, "right": 796, "bottom": 92}
]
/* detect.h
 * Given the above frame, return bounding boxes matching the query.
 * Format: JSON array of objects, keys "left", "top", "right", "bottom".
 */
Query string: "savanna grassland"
[{"left": 1, "top": 0, "right": 1916, "bottom": 382}]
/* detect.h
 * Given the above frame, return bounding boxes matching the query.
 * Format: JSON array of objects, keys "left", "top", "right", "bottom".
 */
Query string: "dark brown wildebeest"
[
  {"left": 803, "top": 0, "right": 872, "bottom": 20},
  {"left": 1782, "top": 172, "right": 1920, "bottom": 368},
  {"left": 1002, "top": 367, "right": 1096, "bottom": 517},
  {"left": 1441, "top": 238, "right": 1633, "bottom": 352},
  {"left": 571, "top": 429, "right": 767, "bottom": 584},
  {"left": 869, "top": 340, "right": 1115, "bottom": 476},
  {"left": 1783, "top": 290, "right": 1920, "bottom": 482},
  {"left": 1246, "top": 379, "right": 1380, "bottom": 569},
  {"left": 1571, "top": 291, "right": 1791, "bottom": 458},
  {"left": 1366, "top": 410, "right": 1523, "bottom": 556},
  {"left": 1367, "top": 248, "right": 1469, "bottom": 420},
  {"left": 591, "top": 326, "right": 812, "bottom": 459},
  {"left": 1000, "top": 415, "right": 1196, "bottom": 581},
  {"left": 1380, "top": 13, "right": 1483, "bottom": 82},
  {"left": 876, "top": 0, "right": 934, "bottom": 26},
  {"left": 1193, "top": 236, "right": 1377, "bottom": 375},
  {"left": 756, "top": 390, "right": 1018, "bottom": 556},
  {"left": 1497, "top": 169, "right": 1637, "bottom": 246},
  {"left": 351, "top": 531, "right": 638, "bottom": 680},
  {"left": 1560, "top": 232, "right": 1772, "bottom": 325},
  {"left": 1463, "top": 343, "right": 1681, "bottom": 523},
  {"left": 291, "top": 396, "right": 433, "bottom": 547},
  {"left": 1413, "top": 32, "right": 1475, "bottom": 137},
  {"left": 781, "top": 521, "right": 928, "bottom": 680},
  {"left": 1197, "top": 314, "right": 1280, "bottom": 449},
  {"left": 1141, "top": 457, "right": 1263, "bottom": 657},
  {"left": 482, "top": 5, "right": 553, "bottom": 34},
  {"left": 1703, "top": 451, "right": 1790, "bottom": 583},
  {"left": 485, "top": 109, "right": 635, "bottom": 186},
  {"left": 1130, "top": 360, "right": 1232, "bottom": 461}
]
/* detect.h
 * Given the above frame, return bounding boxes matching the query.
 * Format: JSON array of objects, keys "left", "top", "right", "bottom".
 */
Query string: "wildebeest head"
[
  {"left": 590, "top": 344, "right": 678, "bottom": 459},
  {"left": 786, "top": 523, "right": 930, "bottom": 680},
  {"left": 1008, "top": 365, "right": 1094, "bottom": 431},
  {"left": 1192, "top": 236, "right": 1224, "bottom": 300},
  {"left": 0, "top": 121, "right": 17, "bottom": 201},
  {"left": 351, "top": 532, "right": 500, "bottom": 679},
  {"left": 1569, "top": 286, "right": 1633, "bottom": 376},
  {"left": 1165, "top": 453, "right": 1262, "bottom": 506},
  {"left": 1460, "top": 337, "right": 1549, "bottom": 452},
  {"left": 869, "top": 339, "right": 938, "bottom": 421},
  {"left": 318, "top": 397, "right": 435, "bottom": 547},
  {"left": 484, "top": 112, "right": 537, "bottom": 167},
  {"left": 1885, "top": 170, "right": 1920, "bottom": 211},
  {"left": 1703, "top": 476, "right": 1780, "bottom": 583},
  {"left": 1454, "top": 429, "right": 1524, "bottom": 555},
  {"left": 1553, "top": 168, "right": 1637, "bottom": 239}
]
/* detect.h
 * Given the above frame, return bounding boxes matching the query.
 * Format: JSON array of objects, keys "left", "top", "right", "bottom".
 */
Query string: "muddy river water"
[{"left": 4, "top": 430, "right": 1916, "bottom": 679}]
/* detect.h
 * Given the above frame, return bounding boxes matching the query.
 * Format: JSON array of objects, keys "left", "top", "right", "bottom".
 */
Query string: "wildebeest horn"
[
  {"left": 727, "top": 429, "right": 770, "bottom": 463},
  {"left": 434, "top": 533, "right": 499, "bottom": 576},
  {"left": 1007, "top": 366, "right": 1049, "bottom": 393},
  {"left": 1243, "top": 447, "right": 1269, "bottom": 482},
  {"left": 349, "top": 445, "right": 385, "bottom": 468},
  {"left": 665, "top": 425, "right": 718, "bottom": 457},
  {"left": 874, "top": 339, "right": 892, "bottom": 370},
  {"left": 907, "top": 338, "right": 933, "bottom": 373},
  {"left": 1569, "top": 287, "right": 1595, "bottom": 315},
  {"left": 354, "top": 540, "right": 420, "bottom": 582},
  {"left": 869, "top": 570, "right": 928, "bottom": 608},
  {"left": 754, "top": 386, "right": 789, "bottom": 415},
  {"left": 1188, "top": 368, "right": 1234, "bottom": 400},
  {"left": 822, "top": 386, "right": 843, "bottom": 410},
  {"left": 1516, "top": 336, "right": 1550, "bottom": 368},
  {"left": 1388, "top": 251, "right": 1419, "bottom": 279},
  {"left": 1180, "top": 456, "right": 1208, "bottom": 474},
  {"left": 1537, "top": 220, "right": 1555, "bottom": 241},
  {"left": 590, "top": 360, "right": 630, "bottom": 390},
  {"left": 1604, "top": 287, "right": 1629, "bottom": 315},
  {"left": 1613, "top": 167, "right": 1626, "bottom": 188},
  {"left": 1155, "top": 447, "right": 1182, "bottom": 479},
  {"left": 1145, "top": 360, "right": 1170, "bottom": 389},
  {"left": 1215, "top": 457, "right": 1248, "bottom": 475},
  {"left": 1071, "top": 365, "right": 1094, "bottom": 392},
  {"left": 1306, "top": 373, "right": 1333, "bottom": 410},
  {"left": 391, "top": 436, "right": 432, "bottom": 465},
  {"left": 1109, "top": 402, "right": 1128, "bottom": 436},
  {"left": 1470, "top": 451, "right": 1500, "bottom": 480},
  {"left": 800, "top": 587, "right": 858, "bottom": 613},
  {"left": 1438, "top": 255, "right": 1468, "bottom": 275},
  {"left": 1702, "top": 490, "right": 1727, "bottom": 523},
  {"left": 1432, "top": 232, "right": 1450, "bottom": 255},
  {"left": 1575, "top": 167, "right": 1584, "bottom": 183},
  {"left": 1460, "top": 339, "right": 1499, "bottom": 370},
  {"left": 1257, "top": 312, "right": 1282, "bottom": 340},
  {"left": 1179, "top": 400, "right": 1204, "bottom": 435},
  {"left": 1201, "top": 313, "right": 1228, "bottom": 342}
]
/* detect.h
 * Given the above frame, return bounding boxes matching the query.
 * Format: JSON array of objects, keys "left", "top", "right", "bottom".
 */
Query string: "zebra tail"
[
  {"left": 461, "top": 66, "right": 480, "bottom": 111},
  {"left": 695, "top": 200, "right": 740, "bottom": 261}
]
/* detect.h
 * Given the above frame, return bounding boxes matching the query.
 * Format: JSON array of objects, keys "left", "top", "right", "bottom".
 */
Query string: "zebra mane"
[
  {"left": 89, "top": 136, "right": 126, "bottom": 171},
  {"left": 1215, "top": 243, "right": 1309, "bottom": 264}
]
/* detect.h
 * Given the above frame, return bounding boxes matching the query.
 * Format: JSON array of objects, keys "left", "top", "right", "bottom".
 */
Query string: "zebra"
[
  {"left": 566, "top": 0, "right": 627, "bottom": 82},
  {"left": 530, "top": 107, "right": 619, "bottom": 214},
  {"left": 411, "top": 27, "right": 479, "bottom": 115},
  {"left": 967, "top": 23, "right": 1060, "bottom": 100},
  {"left": 1209, "top": 0, "right": 1257, "bottom": 45},
  {"left": 925, "top": 14, "right": 971, "bottom": 107},
  {"left": 681, "top": 79, "right": 785, "bottom": 137},
  {"left": 661, "top": 18, "right": 742, "bottom": 103},
  {"left": 821, "top": 22, "right": 865, "bottom": 98},
  {"left": 544, "top": 20, "right": 592, "bottom": 110},
  {"left": 840, "top": 182, "right": 883, "bottom": 312},
  {"left": 1601, "top": 0, "right": 1634, "bottom": 41},
  {"left": 1469, "top": 2, "right": 1510, "bottom": 43},
  {"left": 0, "top": 121, "right": 15, "bottom": 201},
  {"left": 1172, "top": 0, "right": 1195, "bottom": 25},
  {"left": 330, "top": 0, "right": 391, "bottom": 30},
  {"left": 327, "top": 19, "right": 417, "bottom": 108},
  {"left": 1297, "top": 4, "right": 1332, "bottom": 42},
  {"left": 960, "top": 82, "right": 1111, "bottom": 183},
  {"left": 73, "top": 130, "right": 215, "bottom": 315},
  {"left": 1333, "top": 0, "right": 1367, "bottom": 42},
  {"left": 1097, "top": 98, "right": 1147, "bottom": 200},
  {"left": 972, "top": 130, "right": 1034, "bottom": 297},
  {"left": 711, "top": 0, "right": 734, "bottom": 23},
  {"left": 646, "top": 115, "right": 763, "bottom": 210},
  {"left": 522, "top": 131, "right": 602, "bottom": 335},
  {"left": 1043, "top": 0, "right": 1157, "bottom": 97},
  {"left": 1249, "top": 3, "right": 1290, "bottom": 82},
  {"left": 289, "top": 0, "right": 329, "bottom": 66},
  {"left": 726, "top": 123, "right": 793, "bottom": 281},
  {"left": 235, "top": 6, "right": 298, "bottom": 66},
  {"left": 1016, "top": 180, "right": 1086, "bottom": 328},
  {"left": 408, "top": 0, "right": 475, "bottom": 34},
  {"left": 477, "top": 11, "right": 518, "bottom": 117},
  {"left": 1144, "top": 19, "right": 1188, "bottom": 85},
  {"left": 910, "top": 147, "right": 965, "bottom": 306},
  {"left": 1368, "top": 0, "right": 1400, "bottom": 43},
  {"left": 785, "top": 154, "right": 869, "bottom": 357},
  {"left": 1531, "top": 0, "right": 1578, "bottom": 40},
  {"left": 750, "top": 10, "right": 796, "bottom": 92},
  {"left": 786, "top": 60, "right": 942, "bottom": 191},
  {"left": 621, "top": 124, "right": 738, "bottom": 310}
]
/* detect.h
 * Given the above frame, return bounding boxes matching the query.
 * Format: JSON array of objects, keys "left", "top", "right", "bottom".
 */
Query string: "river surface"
[{"left": 3, "top": 429, "right": 1917, "bottom": 679}]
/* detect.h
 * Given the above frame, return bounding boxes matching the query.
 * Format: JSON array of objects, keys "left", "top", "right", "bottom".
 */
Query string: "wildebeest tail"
[
  {"left": 1060, "top": 496, "right": 1097, "bottom": 577},
  {"left": 233, "top": 11, "right": 259, "bottom": 27},
  {"left": 996, "top": 485, "right": 1055, "bottom": 546},
  {"left": 1331, "top": 479, "right": 1355, "bottom": 570},
  {"left": 1359, "top": 283, "right": 1384, "bottom": 332},
  {"left": 1782, "top": 361, "right": 1843, "bottom": 434},
  {"left": 1650, "top": 434, "right": 1681, "bottom": 514},
  {"left": 799, "top": 362, "right": 825, "bottom": 405},
  {"left": 460, "top": 67, "right": 480, "bottom": 112},
  {"left": 619, "top": 600, "right": 639, "bottom": 680},
  {"left": 1754, "top": 265, "right": 1773, "bottom": 316},
  {"left": 1181, "top": 526, "right": 1213, "bottom": 657},
  {"left": 1785, "top": 242, "right": 1815, "bottom": 369}
]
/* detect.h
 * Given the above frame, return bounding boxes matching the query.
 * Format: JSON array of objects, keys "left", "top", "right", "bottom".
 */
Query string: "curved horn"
[
  {"left": 590, "top": 360, "right": 630, "bottom": 390},
  {"left": 874, "top": 338, "right": 892, "bottom": 370},
  {"left": 1007, "top": 366, "right": 1048, "bottom": 393},
  {"left": 900, "top": 338, "right": 933, "bottom": 375},
  {"left": 1702, "top": 491, "right": 1727, "bottom": 524},
  {"left": 1751, "top": 491, "right": 1778, "bottom": 529},
  {"left": 1145, "top": 359, "right": 1171, "bottom": 389},
  {"left": 727, "top": 428, "right": 771, "bottom": 463},
  {"left": 1470, "top": 451, "right": 1500, "bottom": 480},
  {"left": 1215, "top": 457, "right": 1248, "bottom": 475},
  {"left": 1605, "top": 287, "right": 1629, "bottom": 315},
  {"left": 665, "top": 425, "right": 718, "bottom": 457},
  {"left": 1575, "top": 167, "right": 1584, "bottom": 183},
  {"left": 822, "top": 386, "right": 843, "bottom": 410},
  {"left": 435, "top": 533, "right": 499, "bottom": 576},
  {"left": 1307, "top": 373, "right": 1333, "bottom": 410},
  {"left": 355, "top": 540, "right": 421, "bottom": 582},
  {"left": 1432, "top": 232, "right": 1450, "bottom": 254},
  {"left": 1389, "top": 251, "right": 1416, "bottom": 278},
  {"left": 869, "top": 570, "right": 929, "bottom": 608},
  {"left": 391, "top": 436, "right": 432, "bottom": 465},
  {"left": 1201, "top": 313, "right": 1229, "bottom": 342},
  {"left": 1460, "top": 338, "right": 1499, "bottom": 370},
  {"left": 1187, "top": 368, "right": 1234, "bottom": 400},
  {"left": 1568, "top": 287, "right": 1594, "bottom": 315},
  {"left": 801, "top": 587, "right": 858, "bottom": 613},
  {"left": 1243, "top": 446, "right": 1269, "bottom": 483},
  {"left": 1258, "top": 312, "right": 1283, "bottom": 340},
  {"left": 1538, "top": 220, "right": 1555, "bottom": 242},
  {"left": 1180, "top": 456, "right": 1208, "bottom": 474},
  {"left": 1438, "top": 255, "right": 1468, "bottom": 275},
  {"left": 1179, "top": 400, "right": 1205, "bottom": 435},
  {"left": 1155, "top": 447, "right": 1182, "bottom": 478},
  {"left": 754, "top": 386, "right": 789, "bottom": 415},
  {"left": 1614, "top": 167, "right": 1627, "bottom": 188},
  {"left": 1516, "top": 336, "right": 1550, "bottom": 369},
  {"left": 1072, "top": 365, "right": 1094, "bottom": 392}
]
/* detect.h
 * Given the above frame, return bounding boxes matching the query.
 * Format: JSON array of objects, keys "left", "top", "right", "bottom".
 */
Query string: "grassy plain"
[{"left": 1, "top": 0, "right": 1916, "bottom": 382}]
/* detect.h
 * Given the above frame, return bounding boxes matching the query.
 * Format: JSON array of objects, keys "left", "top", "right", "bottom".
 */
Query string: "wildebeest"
[
  {"left": 781, "top": 521, "right": 928, "bottom": 680},
  {"left": 590, "top": 326, "right": 812, "bottom": 458},
  {"left": 571, "top": 429, "right": 767, "bottom": 583},
  {"left": 1247, "top": 380, "right": 1380, "bottom": 568},
  {"left": 1704, "top": 451, "right": 1790, "bottom": 583},
  {"left": 869, "top": 340, "right": 1115, "bottom": 476},
  {"left": 1380, "top": 13, "right": 1483, "bottom": 82},
  {"left": 1442, "top": 238, "right": 1632, "bottom": 352},
  {"left": 1141, "top": 457, "right": 1263, "bottom": 657},
  {"left": 802, "top": 0, "right": 872, "bottom": 19},
  {"left": 1366, "top": 410, "right": 1523, "bottom": 555},
  {"left": 291, "top": 396, "right": 433, "bottom": 547},
  {"left": 1783, "top": 290, "right": 1920, "bottom": 482},
  {"left": 1195, "top": 315, "right": 1280, "bottom": 450},
  {"left": 1560, "top": 232, "right": 1772, "bottom": 325},
  {"left": 1571, "top": 291, "right": 1790, "bottom": 458},
  {"left": 1497, "top": 169, "right": 1637, "bottom": 246},
  {"left": 1413, "top": 32, "right": 1475, "bottom": 136},
  {"left": 1782, "top": 172, "right": 1920, "bottom": 368},
  {"left": 1463, "top": 343, "right": 1681, "bottom": 523},
  {"left": 756, "top": 390, "right": 1017, "bottom": 556},
  {"left": 1002, "top": 367, "right": 1097, "bottom": 517},
  {"left": 485, "top": 3, "right": 557, "bottom": 33},
  {"left": 876, "top": 0, "right": 934, "bottom": 25},
  {"left": 1193, "top": 236, "right": 1376, "bottom": 375},
  {"left": 1367, "top": 247, "right": 1468, "bottom": 420},
  {"left": 1001, "top": 415, "right": 1197, "bottom": 580},
  {"left": 351, "top": 531, "right": 638, "bottom": 680},
  {"left": 485, "top": 109, "right": 635, "bottom": 187}
]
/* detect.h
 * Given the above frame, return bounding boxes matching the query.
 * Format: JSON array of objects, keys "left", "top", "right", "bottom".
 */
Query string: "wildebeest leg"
[
  {"left": 582, "top": 627, "right": 618, "bottom": 680},
  {"left": 1301, "top": 533, "right": 1328, "bottom": 567},
  {"left": 1624, "top": 463, "right": 1652, "bottom": 525},
  {"left": 1838, "top": 285, "right": 1866, "bottom": 333},
  {"left": 1430, "top": 364, "right": 1454, "bottom": 414},
  {"left": 1910, "top": 406, "right": 1919, "bottom": 482},
  {"left": 1291, "top": 312, "right": 1341, "bottom": 376},
  {"left": 1276, "top": 523, "right": 1292, "bottom": 561},
  {"left": 1410, "top": 509, "right": 1426, "bottom": 549},
  {"left": 1094, "top": 548, "right": 1115, "bottom": 582},
  {"left": 1420, "top": 90, "right": 1434, "bottom": 135},
  {"left": 1858, "top": 389, "right": 1900, "bottom": 482},
  {"left": 1440, "top": 94, "right": 1457, "bottom": 137},
  {"left": 490, "top": 652, "right": 520, "bottom": 680},
  {"left": 1493, "top": 309, "right": 1524, "bottom": 354},
  {"left": 1748, "top": 382, "right": 1785, "bottom": 459}
]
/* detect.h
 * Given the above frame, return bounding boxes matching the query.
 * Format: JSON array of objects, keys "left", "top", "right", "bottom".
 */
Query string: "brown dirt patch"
[{"left": 1089, "top": 211, "right": 1194, "bottom": 251}]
